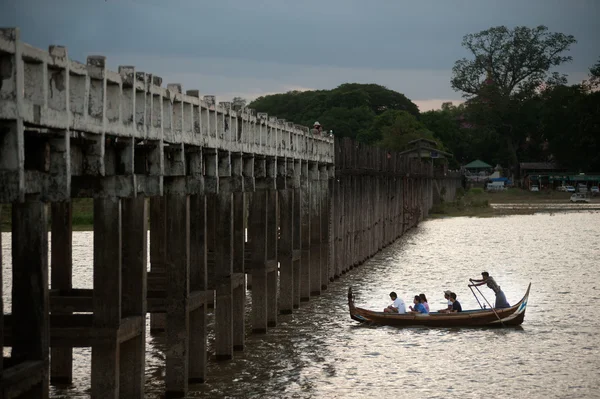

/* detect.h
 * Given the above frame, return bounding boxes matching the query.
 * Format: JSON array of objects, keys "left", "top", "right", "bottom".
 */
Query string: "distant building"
[{"left": 519, "top": 162, "right": 568, "bottom": 189}]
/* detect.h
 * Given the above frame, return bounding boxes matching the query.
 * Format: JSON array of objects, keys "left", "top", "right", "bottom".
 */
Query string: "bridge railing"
[{"left": 0, "top": 27, "right": 334, "bottom": 203}]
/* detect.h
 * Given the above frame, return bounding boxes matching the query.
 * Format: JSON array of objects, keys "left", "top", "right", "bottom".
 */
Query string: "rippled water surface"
[{"left": 3, "top": 212, "right": 600, "bottom": 398}]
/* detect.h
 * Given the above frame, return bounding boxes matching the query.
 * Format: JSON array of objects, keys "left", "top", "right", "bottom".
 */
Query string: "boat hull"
[{"left": 348, "top": 283, "right": 530, "bottom": 328}]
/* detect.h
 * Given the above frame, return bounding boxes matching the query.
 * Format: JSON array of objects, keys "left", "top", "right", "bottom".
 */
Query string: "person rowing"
[{"left": 469, "top": 271, "right": 510, "bottom": 309}]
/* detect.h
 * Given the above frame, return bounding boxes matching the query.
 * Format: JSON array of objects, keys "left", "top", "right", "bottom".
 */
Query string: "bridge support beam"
[
  {"left": 309, "top": 162, "right": 321, "bottom": 296},
  {"left": 299, "top": 160, "right": 311, "bottom": 301},
  {"left": 278, "top": 158, "right": 294, "bottom": 314},
  {"left": 50, "top": 201, "right": 73, "bottom": 385}
]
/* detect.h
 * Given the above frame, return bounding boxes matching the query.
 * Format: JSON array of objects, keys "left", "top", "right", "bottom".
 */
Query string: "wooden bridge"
[{"left": 0, "top": 28, "right": 460, "bottom": 398}]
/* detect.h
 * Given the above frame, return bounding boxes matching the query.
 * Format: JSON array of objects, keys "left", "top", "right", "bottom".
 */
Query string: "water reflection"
[{"left": 2, "top": 212, "right": 600, "bottom": 398}]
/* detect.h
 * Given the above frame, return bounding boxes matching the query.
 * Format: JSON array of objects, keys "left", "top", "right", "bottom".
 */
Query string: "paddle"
[
  {"left": 468, "top": 283, "right": 506, "bottom": 328},
  {"left": 468, "top": 284, "right": 484, "bottom": 309}
]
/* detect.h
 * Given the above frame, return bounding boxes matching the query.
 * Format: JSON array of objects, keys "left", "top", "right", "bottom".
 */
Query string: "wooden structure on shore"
[{"left": 0, "top": 28, "right": 459, "bottom": 398}]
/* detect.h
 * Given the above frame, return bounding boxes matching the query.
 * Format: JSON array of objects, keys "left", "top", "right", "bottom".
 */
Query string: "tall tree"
[
  {"left": 450, "top": 25, "right": 576, "bottom": 174},
  {"left": 451, "top": 25, "right": 576, "bottom": 98}
]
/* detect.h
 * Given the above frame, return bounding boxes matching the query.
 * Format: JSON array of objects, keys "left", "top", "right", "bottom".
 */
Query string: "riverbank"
[
  {"left": 1, "top": 199, "right": 93, "bottom": 232},
  {"left": 429, "top": 188, "right": 600, "bottom": 218}
]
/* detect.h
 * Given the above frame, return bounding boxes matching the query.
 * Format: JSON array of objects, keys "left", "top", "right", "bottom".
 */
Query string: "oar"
[
  {"left": 468, "top": 284, "right": 484, "bottom": 309},
  {"left": 470, "top": 284, "right": 506, "bottom": 327}
]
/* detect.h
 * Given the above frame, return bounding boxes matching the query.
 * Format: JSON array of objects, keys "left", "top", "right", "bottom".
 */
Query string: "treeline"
[
  {"left": 249, "top": 83, "right": 442, "bottom": 152},
  {"left": 248, "top": 26, "right": 600, "bottom": 173}
]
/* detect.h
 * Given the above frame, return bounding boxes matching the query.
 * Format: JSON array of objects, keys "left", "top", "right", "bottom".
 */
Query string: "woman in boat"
[
  {"left": 469, "top": 271, "right": 510, "bottom": 309},
  {"left": 384, "top": 291, "right": 406, "bottom": 314},
  {"left": 409, "top": 295, "right": 429, "bottom": 314},
  {"left": 419, "top": 293, "right": 430, "bottom": 313}
]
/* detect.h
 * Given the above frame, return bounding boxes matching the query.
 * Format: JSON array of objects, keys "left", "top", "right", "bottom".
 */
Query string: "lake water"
[{"left": 3, "top": 212, "right": 600, "bottom": 398}]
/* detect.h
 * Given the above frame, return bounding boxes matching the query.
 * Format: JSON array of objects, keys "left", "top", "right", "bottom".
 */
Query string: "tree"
[
  {"left": 451, "top": 25, "right": 576, "bottom": 98},
  {"left": 450, "top": 25, "right": 576, "bottom": 173},
  {"left": 377, "top": 110, "right": 439, "bottom": 152},
  {"left": 248, "top": 83, "right": 421, "bottom": 142}
]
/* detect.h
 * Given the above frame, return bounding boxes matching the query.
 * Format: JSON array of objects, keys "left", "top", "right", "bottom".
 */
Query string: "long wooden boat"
[{"left": 348, "top": 283, "right": 531, "bottom": 327}]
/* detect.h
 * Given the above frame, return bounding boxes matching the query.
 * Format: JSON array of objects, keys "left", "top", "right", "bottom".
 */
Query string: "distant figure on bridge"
[
  {"left": 311, "top": 121, "right": 322, "bottom": 136},
  {"left": 469, "top": 271, "right": 510, "bottom": 308},
  {"left": 384, "top": 291, "right": 406, "bottom": 313}
]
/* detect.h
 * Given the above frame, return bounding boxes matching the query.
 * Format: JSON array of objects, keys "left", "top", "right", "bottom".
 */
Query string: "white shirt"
[{"left": 392, "top": 297, "right": 406, "bottom": 314}]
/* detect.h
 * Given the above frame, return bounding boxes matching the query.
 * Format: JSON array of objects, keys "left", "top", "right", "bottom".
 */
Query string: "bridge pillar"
[
  {"left": 309, "top": 162, "right": 321, "bottom": 296},
  {"left": 50, "top": 201, "right": 73, "bottom": 384},
  {"left": 292, "top": 159, "right": 302, "bottom": 308},
  {"left": 164, "top": 193, "right": 190, "bottom": 397},
  {"left": 266, "top": 157, "right": 278, "bottom": 327},
  {"left": 320, "top": 164, "right": 331, "bottom": 288},
  {"left": 189, "top": 193, "right": 207, "bottom": 381},
  {"left": 232, "top": 153, "right": 247, "bottom": 350},
  {"left": 213, "top": 150, "right": 235, "bottom": 360},
  {"left": 278, "top": 158, "right": 294, "bottom": 314},
  {"left": 249, "top": 156, "right": 269, "bottom": 332},
  {"left": 300, "top": 160, "right": 311, "bottom": 300},
  {"left": 11, "top": 201, "right": 50, "bottom": 398},
  {"left": 149, "top": 197, "right": 167, "bottom": 332},
  {"left": 91, "top": 198, "right": 121, "bottom": 398},
  {"left": 120, "top": 196, "right": 148, "bottom": 398}
]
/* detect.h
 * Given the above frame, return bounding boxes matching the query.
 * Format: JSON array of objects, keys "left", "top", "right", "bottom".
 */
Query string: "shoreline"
[{"left": 3, "top": 190, "right": 599, "bottom": 232}]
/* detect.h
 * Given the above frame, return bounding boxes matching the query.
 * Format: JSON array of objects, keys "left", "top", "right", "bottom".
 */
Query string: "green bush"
[{"left": 469, "top": 188, "right": 484, "bottom": 195}]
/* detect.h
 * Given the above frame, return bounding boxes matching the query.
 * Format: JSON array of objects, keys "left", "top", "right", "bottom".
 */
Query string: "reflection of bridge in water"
[{"left": 0, "top": 28, "right": 461, "bottom": 398}]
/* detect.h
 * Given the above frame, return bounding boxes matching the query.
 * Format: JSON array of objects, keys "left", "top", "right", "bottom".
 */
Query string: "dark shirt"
[{"left": 452, "top": 300, "right": 462, "bottom": 312}]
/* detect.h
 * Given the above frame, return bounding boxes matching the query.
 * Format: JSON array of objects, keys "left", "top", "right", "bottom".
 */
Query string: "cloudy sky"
[{"left": 1, "top": 0, "right": 598, "bottom": 111}]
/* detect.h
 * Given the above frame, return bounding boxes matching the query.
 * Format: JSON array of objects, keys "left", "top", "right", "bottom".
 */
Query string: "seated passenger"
[
  {"left": 438, "top": 291, "right": 453, "bottom": 313},
  {"left": 409, "top": 295, "right": 429, "bottom": 314},
  {"left": 384, "top": 291, "right": 406, "bottom": 314},
  {"left": 449, "top": 292, "right": 462, "bottom": 313},
  {"left": 419, "top": 293, "right": 430, "bottom": 313}
]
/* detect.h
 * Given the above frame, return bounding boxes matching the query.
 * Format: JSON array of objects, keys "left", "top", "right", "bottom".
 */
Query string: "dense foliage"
[
  {"left": 430, "top": 25, "right": 600, "bottom": 174},
  {"left": 248, "top": 83, "right": 426, "bottom": 146}
]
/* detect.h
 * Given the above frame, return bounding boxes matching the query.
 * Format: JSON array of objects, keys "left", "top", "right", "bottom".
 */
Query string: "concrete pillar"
[
  {"left": 50, "top": 201, "right": 73, "bottom": 385},
  {"left": 300, "top": 160, "right": 311, "bottom": 300},
  {"left": 215, "top": 151, "right": 234, "bottom": 360},
  {"left": 165, "top": 194, "right": 190, "bottom": 397},
  {"left": 232, "top": 153, "right": 246, "bottom": 351},
  {"left": 120, "top": 197, "right": 147, "bottom": 398},
  {"left": 309, "top": 162, "right": 321, "bottom": 296},
  {"left": 149, "top": 197, "right": 167, "bottom": 332},
  {"left": 278, "top": 158, "right": 294, "bottom": 314},
  {"left": 189, "top": 194, "right": 207, "bottom": 382},
  {"left": 249, "top": 156, "right": 268, "bottom": 332},
  {"left": 11, "top": 201, "right": 50, "bottom": 398},
  {"left": 91, "top": 197, "right": 121, "bottom": 399},
  {"left": 266, "top": 157, "right": 278, "bottom": 327}
]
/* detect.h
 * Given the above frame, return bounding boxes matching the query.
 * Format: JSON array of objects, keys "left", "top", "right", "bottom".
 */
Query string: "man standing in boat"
[
  {"left": 384, "top": 292, "right": 406, "bottom": 313},
  {"left": 469, "top": 271, "right": 510, "bottom": 308}
]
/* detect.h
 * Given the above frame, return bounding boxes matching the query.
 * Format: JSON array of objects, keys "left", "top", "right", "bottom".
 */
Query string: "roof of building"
[
  {"left": 464, "top": 159, "right": 492, "bottom": 169},
  {"left": 519, "top": 162, "right": 564, "bottom": 170}
]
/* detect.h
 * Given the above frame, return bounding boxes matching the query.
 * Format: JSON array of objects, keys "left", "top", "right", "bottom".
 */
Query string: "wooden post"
[
  {"left": 91, "top": 197, "right": 121, "bottom": 399},
  {"left": 214, "top": 151, "right": 234, "bottom": 359},
  {"left": 300, "top": 160, "right": 311, "bottom": 301},
  {"left": 249, "top": 156, "right": 268, "bottom": 332},
  {"left": 189, "top": 193, "right": 207, "bottom": 381},
  {"left": 149, "top": 197, "right": 167, "bottom": 332},
  {"left": 232, "top": 153, "right": 246, "bottom": 351},
  {"left": 165, "top": 194, "right": 190, "bottom": 397},
  {"left": 50, "top": 201, "right": 73, "bottom": 384},
  {"left": 266, "top": 157, "right": 278, "bottom": 327},
  {"left": 120, "top": 197, "right": 147, "bottom": 398},
  {"left": 292, "top": 159, "right": 302, "bottom": 309},
  {"left": 11, "top": 201, "right": 50, "bottom": 398},
  {"left": 309, "top": 162, "right": 321, "bottom": 296},
  {"left": 278, "top": 158, "right": 294, "bottom": 314}
]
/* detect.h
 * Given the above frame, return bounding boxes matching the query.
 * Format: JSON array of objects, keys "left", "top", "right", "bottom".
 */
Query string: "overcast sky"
[{"left": 1, "top": 0, "right": 598, "bottom": 111}]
